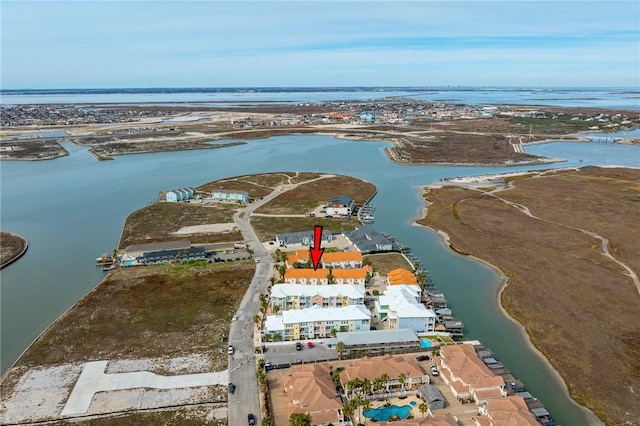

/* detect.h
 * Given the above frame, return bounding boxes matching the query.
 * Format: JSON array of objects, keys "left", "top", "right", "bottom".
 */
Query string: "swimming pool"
[
  {"left": 363, "top": 404, "right": 412, "bottom": 421},
  {"left": 420, "top": 339, "right": 433, "bottom": 348}
]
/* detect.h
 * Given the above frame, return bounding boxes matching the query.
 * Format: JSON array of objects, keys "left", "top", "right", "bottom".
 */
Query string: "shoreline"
[
  {"left": 411, "top": 185, "right": 604, "bottom": 425},
  {"left": 0, "top": 232, "right": 29, "bottom": 269}
]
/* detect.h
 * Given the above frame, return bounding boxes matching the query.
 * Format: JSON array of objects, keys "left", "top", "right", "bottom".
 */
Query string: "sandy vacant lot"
[{"left": 418, "top": 166, "right": 640, "bottom": 426}]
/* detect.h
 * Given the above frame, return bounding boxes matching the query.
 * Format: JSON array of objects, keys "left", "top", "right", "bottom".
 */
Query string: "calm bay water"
[{"left": 2, "top": 134, "right": 638, "bottom": 424}]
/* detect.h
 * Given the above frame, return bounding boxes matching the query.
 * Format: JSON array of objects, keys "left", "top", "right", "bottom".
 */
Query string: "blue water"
[
  {"left": 1, "top": 87, "right": 638, "bottom": 109},
  {"left": 420, "top": 339, "right": 433, "bottom": 348},
  {"left": 364, "top": 404, "right": 412, "bottom": 421}
]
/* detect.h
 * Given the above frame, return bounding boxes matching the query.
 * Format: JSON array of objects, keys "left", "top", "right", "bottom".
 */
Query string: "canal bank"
[{"left": 2, "top": 135, "right": 637, "bottom": 424}]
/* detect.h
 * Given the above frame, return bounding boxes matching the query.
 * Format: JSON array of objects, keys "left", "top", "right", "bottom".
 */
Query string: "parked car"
[
  {"left": 295, "top": 342, "right": 303, "bottom": 351},
  {"left": 307, "top": 341, "right": 314, "bottom": 348},
  {"left": 248, "top": 413, "right": 256, "bottom": 425},
  {"left": 228, "top": 383, "right": 236, "bottom": 394},
  {"left": 416, "top": 355, "right": 430, "bottom": 362},
  {"left": 228, "top": 345, "right": 234, "bottom": 355},
  {"left": 430, "top": 366, "right": 439, "bottom": 376},
  {"left": 232, "top": 315, "right": 238, "bottom": 321}
]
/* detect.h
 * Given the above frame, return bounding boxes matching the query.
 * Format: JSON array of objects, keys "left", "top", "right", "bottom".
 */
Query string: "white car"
[
  {"left": 232, "top": 315, "right": 238, "bottom": 321},
  {"left": 228, "top": 345, "right": 234, "bottom": 355}
]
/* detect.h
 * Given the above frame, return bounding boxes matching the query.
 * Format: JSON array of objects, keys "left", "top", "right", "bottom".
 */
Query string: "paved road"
[{"left": 228, "top": 185, "right": 295, "bottom": 426}]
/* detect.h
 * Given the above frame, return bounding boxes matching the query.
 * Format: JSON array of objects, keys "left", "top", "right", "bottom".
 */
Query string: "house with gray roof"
[
  {"left": 342, "top": 225, "right": 393, "bottom": 253},
  {"left": 275, "top": 230, "right": 333, "bottom": 247}
]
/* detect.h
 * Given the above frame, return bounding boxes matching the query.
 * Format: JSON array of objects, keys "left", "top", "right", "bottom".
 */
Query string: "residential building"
[
  {"left": 161, "top": 187, "right": 195, "bottom": 202},
  {"left": 387, "top": 268, "right": 418, "bottom": 285},
  {"left": 270, "top": 284, "right": 365, "bottom": 311},
  {"left": 417, "top": 384, "right": 446, "bottom": 411},
  {"left": 284, "top": 269, "right": 329, "bottom": 285},
  {"left": 211, "top": 189, "right": 248, "bottom": 203},
  {"left": 343, "top": 226, "right": 394, "bottom": 253},
  {"left": 339, "top": 354, "right": 429, "bottom": 394},
  {"left": 263, "top": 305, "right": 371, "bottom": 340},
  {"left": 326, "top": 194, "right": 355, "bottom": 216},
  {"left": 123, "top": 240, "right": 191, "bottom": 259},
  {"left": 438, "top": 344, "right": 506, "bottom": 405},
  {"left": 283, "top": 364, "right": 345, "bottom": 425},
  {"left": 376, "top": 285, "right": 437, "bottom": 333},
  {"left": 286, "top": 249, "right": 363, "bottom": 269},
  {"left": 377, "top": 414, "right": 458, "bottom": 426},
  {"left": 283, "top": 268, "right": 367, "bottom": 287},
  {"left": 473, "top": 396, "right": 539, "bottom": 426},
  {"left": 137, "top": 247, "right": 206, "bottom": 265},
  {"left": 326, "top": 329, "right": 421, "bottom": 357},
  {"left": 276, "top": 230, "right": 334, "bottom": 247}
]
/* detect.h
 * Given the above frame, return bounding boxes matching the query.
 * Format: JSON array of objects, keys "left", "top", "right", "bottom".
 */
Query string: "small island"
[{"left": 0, "top": 231, "right": 28, "bottom": 268}]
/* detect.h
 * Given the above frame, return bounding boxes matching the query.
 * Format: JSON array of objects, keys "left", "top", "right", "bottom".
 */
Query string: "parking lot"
[{"left": 263, "top": 341, "right": 337, "bottom": 367}]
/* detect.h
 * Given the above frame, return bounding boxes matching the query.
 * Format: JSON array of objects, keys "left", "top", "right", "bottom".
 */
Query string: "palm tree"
[
  {"left": 351, "top": 394, "right": 365, "bottom": 425},
  {"left": 418, "top": 402, "right": 428, "bottom": 418},
  {"left": 273, "top": 332, "right": 283, "bottom": 342},
  {"left": 379, "top": 373, "right": 390, "bottom": 394},
  {"left": 289, "top": 413, "right": 311, "bottom": 426},
  {"left": 342, "top": 400, "right": 355, "bottom": 423},
  {"left": 361, "top": 399, "right": 371, "bottom": 424},
  {"left": 336, "top": 341, "right": 346, "bottom": 360},
  {"left": 397, "top": 373, "right": 407, "bottom": 392},
  {"left": 254, "top": 314, "right": 261, "bottom": 327},
  {"left": 272, "top": 304, "right": 281, "bottom": 315}
]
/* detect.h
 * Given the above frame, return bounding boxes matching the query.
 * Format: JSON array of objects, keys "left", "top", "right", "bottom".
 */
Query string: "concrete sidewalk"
[{"left": 61, "top": 361, "right": 228, "bottom": 416}]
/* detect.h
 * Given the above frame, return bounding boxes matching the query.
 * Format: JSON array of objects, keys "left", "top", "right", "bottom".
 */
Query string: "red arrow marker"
[{"left": 309, "top": 225, "right": 325, "bottom": 270}]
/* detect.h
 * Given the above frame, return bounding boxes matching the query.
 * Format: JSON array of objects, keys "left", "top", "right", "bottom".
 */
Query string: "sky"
[{"left": 1, "top": 1, "right": 639, "bottom": 89}]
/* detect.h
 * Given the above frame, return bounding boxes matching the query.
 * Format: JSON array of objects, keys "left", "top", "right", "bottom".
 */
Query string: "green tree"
[
  {"left": 342, "top": 401, "right": 355, "bottom": 422},
  {"left": 273, "top": 332, "right": 283, "bottom": 342},
  {"left": 379, "top": 373, "right": 390, "bottom": 394},
  {"left": 362, "top": 256, "right": 372, "bottom": 266},
  {"left": 257, "top": 359, "right": 265, "bottom": 369},
  {"left": 272, "top": 304, "right": 281, "bottom": 315},
  {"left": 262, "top": 333, "right": 272, "bottom": 342},
  {"left": 254, "top": 314, "right": 261, "bottom": 327},
  {"left": 289, "top": 412, "right": 312, "bottom": 426},
  {"left": 336, "top": 341, "right": 346, "bottom": 360},
  {"left": 398, "top": 373, "right": 407, "bottom": 391},
  {"left": 262, "top": 416, "right": 273, "bottom": 426},
  {"left": 362, "top": 399, "right": 371, "bottom": 424},
  {"left": 418, "top": 402, "right": 428, "bottom": 417}
]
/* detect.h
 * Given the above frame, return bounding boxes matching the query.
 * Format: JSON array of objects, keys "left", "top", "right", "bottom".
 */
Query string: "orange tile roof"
[
  {"left": 387, "top": 268, "right": 418, "bottom": 285},
  {"left": 440, "top": 344, "right": 505, "bottom": 390},
  {"left": 339, "top": 354, "right": 425, "bottom": 383},
  {"left": 284, "top": 364, "right": 343, "bottom": 424},
  {"left": 379, "top": 414, "right": 458, "bottom": 426},
  {"left": 323, "top": 251, "right": 363, "bottom": 263},
  {"left": 482, "top": 396, "right": 539, "bottom": 426}
]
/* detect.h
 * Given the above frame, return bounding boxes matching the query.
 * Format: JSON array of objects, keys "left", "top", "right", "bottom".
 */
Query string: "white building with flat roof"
[
  {"left": 270, "top": 284, "right": 365, "bottom": 311},
  {"left": 264, "top": 305, "right": 371, "bottom": 341},
  {"left": 376, "top": 284, "right": 437, "bottom": 334}
]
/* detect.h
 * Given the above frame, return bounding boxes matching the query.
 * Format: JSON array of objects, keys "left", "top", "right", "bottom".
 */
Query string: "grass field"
[
  {"left": 16, "top": 261, "right": 254, "bottom": 368},
  {"left": 48, "top": 407, "right": 226, "bottom": 426},
  {"left": 119, "top": 202, "right": 241, "bottom": 248},
  {"left": 254, "top": 175, "right": 376, "bottom": 214},
  {"left": 418, "top": 167, "right": 640, "bottom": 426},
  {"left": 365, "top": 252, "right": 413, "bottom": 275}
]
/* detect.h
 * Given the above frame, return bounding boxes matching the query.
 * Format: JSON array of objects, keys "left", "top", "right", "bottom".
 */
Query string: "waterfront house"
[
  {"left": 331, "top": 269, "right": 367, "bottom": 287},
  {"left": 473, "top": 395, "right": 539, "bottom": 426},
  {"left": 438, "top": 344, "right": 506, "bottom": 405},
  {"left": 326, "top": 195, "right": 355, "bottom": 216},
  {"left": 263, "top": 305, "right": 371, "bottom": 340},
  {"left": 124, "top": 240, "right": 191, "bottom": 259},
  {"left": 376, "top": 285, "right": 437, "bottom": 333},
  {"left": 211, "top": 189, "right": 248, "bottom": 203},
  {"left": 276, "top": 230, "right": 334, "bottom": 247},
  {"left": 161, "top": 187, "right": 195, "bottom": 202},
  {"left": 137, "top": 246, "right": 206, "bottom": 265},
  {"left": 284, "top": 269, "right": 330, "bottom": 285},
  {"left": 283, "top": 364, "right": 345, "bottom": 425},
  {"left": 270, "top": 284, "right": 365, "bottom": 311},
  {"left": 343, "top": 226, "right": 394, "bottom": 253}
]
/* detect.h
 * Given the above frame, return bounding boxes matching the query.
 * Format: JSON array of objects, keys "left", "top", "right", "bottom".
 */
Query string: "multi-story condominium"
[
  {"left": 270, "top": 284, "right": 365, "bottom": 311},
  {"left": 286, "top": 249, "right": 363, "bottom": 269},
  {"left": 376, "top": 284, "right": 436, "bottom": 333},
  {"left": 264, "top": 305, "right": 371, "bottom": 340},
  {"left": 438, "top": 343, "right": 506, "bottom": 405},
  {"left": 284, "top": 268, "right": 367, "bottom": 287}
]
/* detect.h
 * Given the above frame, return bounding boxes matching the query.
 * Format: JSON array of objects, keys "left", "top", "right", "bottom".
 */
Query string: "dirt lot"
[
  {"left": 197, "top": 172, "right": 321, "bottom": 200},
  {"left": 418, "top": 167, "right": 640, "bottom": 426},
  {"left": 251, "top": 215, "right": 361, "bottom": 242},
  {"left": 46, "top": 407, "right": 227, "bottom": 426},
  {"left": 0, "top": 139, "right": 68, "bottom": 160},
  {"left": 0, "top": 231, "right": 28, "bottom": 267},
  {"left": 15, "top": 261, "right": 254, "bottom": 368},
  {"left": 365, "top": 252, "right": 413, "bottom": 275}
]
